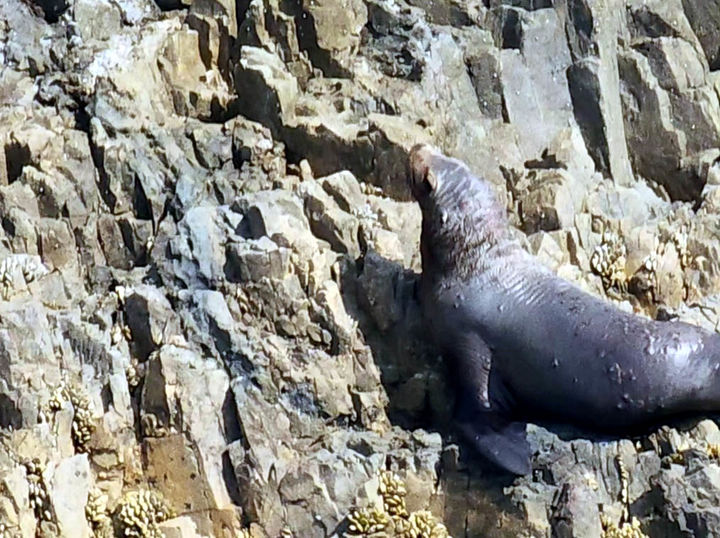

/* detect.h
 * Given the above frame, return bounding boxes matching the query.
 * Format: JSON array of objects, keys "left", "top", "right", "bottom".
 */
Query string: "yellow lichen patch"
[
  {"left": 707, "top": 444, "right": 720, "bottom": 460},
  {"left": 345, "top": 507, "right": 390, "bottom": 537},
  {"left": 113, "top": 489, "right": 174, "bottom": 538},
  {"left": 600, "top": 515, "right": 648, "bottom": 538}
]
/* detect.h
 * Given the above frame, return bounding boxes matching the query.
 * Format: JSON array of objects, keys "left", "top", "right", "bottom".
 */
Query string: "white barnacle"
[
  {"left": 114, "top": 285, "right": 128, "bottom": 305},
  {"left": 126, "top": 359, "right": 140, "bottom": 389},
  {"left": 110, "top": 323, "right": 123, "bottom": 345}
]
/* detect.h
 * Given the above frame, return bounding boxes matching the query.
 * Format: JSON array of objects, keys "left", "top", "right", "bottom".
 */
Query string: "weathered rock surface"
[{"left": 2, "top": 0, "right": 720, "bottom": 536}]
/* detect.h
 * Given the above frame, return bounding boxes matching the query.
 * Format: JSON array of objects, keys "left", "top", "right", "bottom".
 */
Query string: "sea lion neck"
[{"left": 417, "top": 155, "right": 517, "bottom": 282}]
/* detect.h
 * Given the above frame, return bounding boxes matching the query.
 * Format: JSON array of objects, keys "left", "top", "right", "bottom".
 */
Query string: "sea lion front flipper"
[
  {"left": 449, "top": 331, "right": 492, "bottom": 408},
  {"left": 456, "top": 413, "right": 531, "bottom": 475},
  {"left": 455, "top": 383, "right": 531, "bottom": 475},
  {"left": 449, "top": 334, "right": 531, "bottom": 475}
]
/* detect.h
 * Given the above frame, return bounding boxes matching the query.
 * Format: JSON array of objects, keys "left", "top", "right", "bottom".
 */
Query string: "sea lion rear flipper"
[{"left": 457, "top": 407, "right": 531, "bottom": 475}]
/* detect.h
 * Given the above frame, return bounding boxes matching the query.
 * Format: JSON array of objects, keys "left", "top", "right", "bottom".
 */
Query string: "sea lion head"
[
  {"left": 409, "top": 144, "right": 499, "bottom": 213},
  {"left": 408, "top": 144, "right": 438, "bottom": 206},
  {"left": 408, "top": 144, "right": 513, "bottom": 277}
]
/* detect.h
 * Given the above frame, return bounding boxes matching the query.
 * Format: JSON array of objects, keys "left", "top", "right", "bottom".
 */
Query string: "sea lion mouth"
[{"left": 409, "top": 144, "right": 438, "bottom": 201}]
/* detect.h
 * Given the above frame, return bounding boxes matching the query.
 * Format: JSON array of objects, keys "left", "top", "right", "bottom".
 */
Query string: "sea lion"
[{"left": 408, "top": 144, "right": 720, "bottom": 475}]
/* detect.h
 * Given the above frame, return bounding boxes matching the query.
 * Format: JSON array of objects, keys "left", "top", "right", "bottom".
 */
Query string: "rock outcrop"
[{"left": 1, "top": 0, "right": 720, "bottom": 536}]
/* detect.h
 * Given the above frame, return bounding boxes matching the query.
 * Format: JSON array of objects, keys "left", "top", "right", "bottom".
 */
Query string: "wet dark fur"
[{"left": 409, "top": 144, "right": 720, "bottom": 475}]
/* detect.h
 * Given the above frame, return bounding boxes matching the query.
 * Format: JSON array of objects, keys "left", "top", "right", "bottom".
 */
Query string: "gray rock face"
[
  {"left": 682, "top": 0, "right": 720, "bottom": 70},
  {"left": 1, "top": 0, "right": 720, "bottom": 536}
]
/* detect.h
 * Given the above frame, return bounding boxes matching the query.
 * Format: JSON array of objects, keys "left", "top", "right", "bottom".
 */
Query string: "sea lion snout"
[{"left": 409, "top": 144, "right": 438, "bottom": 201}]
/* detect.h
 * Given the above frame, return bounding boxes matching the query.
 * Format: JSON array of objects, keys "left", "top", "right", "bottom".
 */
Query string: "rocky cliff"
[{"left": 1, "top": 0, "right": 720, "bottom": 536}]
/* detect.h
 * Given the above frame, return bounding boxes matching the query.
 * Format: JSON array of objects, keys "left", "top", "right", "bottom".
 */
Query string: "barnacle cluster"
[
  {"left": 599, "top": 457, "right": 648, "bottom": 538},
  {"left": 86, "top": 488, "right": 107, "bottom": 523},
  {"left": 111, "top": 323, "right": 124, "bottom": 346},
  {"left": 41, "top": 384, "right": 65, "bottom": 418},
  {"left": 345, "top": 471, "right": 450, "bottom": 538},
  {"left": 114, "top": 489, "right": 174, "bottom": 538},
  {"left": 600, "top": 515, "right": 647, "bottom": 538},
  {"left": 41, "top": 381, "right": 95, "bottom": 452},
  {"left": 583, "top": 471, "right": 599, "bottom": 491},
  {"left": 663, "top": 441, "right": 720, "bottom": 465},
  {"left": 396, "top": 510, "right": 449, "bottom": 538},
  {"left": 109, "top": 287, "right": 133, "bottom": 347},
  {"left": 664, "top": 451, "right": 685, "bottom": 465},
  {"left": 0, "top": 522, "right": 20, "bottom": 538},
  {"left": 86, "top": 489, "right": 113, "bottom": 538},
  {"left": 126, "top": 358, "right": 141, "bottom": 389},
  {"left": 69, "top": 384, "right": 94, "bottom": 451},
  {"left": 706, "top": 444, "right": 720, "bottom": 460},
  {"left": 113, "top": 285, "right": 129, "bottom": 305},
  {"left": 637, "top": 246, "right": 659, "bottom": 299},
  {"left": 670, "top": 223, "right": 691, "bottom": 269},
  {"left": 346, "top": 507, "right": 390, "bottom": 536},
  {"left": 24, "top": 459, "right": 52, "bottom": 522},
  {"left": 0, "top": 254, "right": 49, "bottom": 299},
  {"left": 140, "top": 413, "right": 173, "bottom": 438},
  {"left": 379, "top": 471, "right": 408, "bottom": 518},
  {"left": 617, "top": 456, "right": 629, "bottom": 520},
  {"left": 591, "top": 230, "right": 627, "bottom": 291}
]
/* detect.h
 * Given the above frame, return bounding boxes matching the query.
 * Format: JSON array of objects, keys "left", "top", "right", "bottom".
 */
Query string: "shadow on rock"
[
  {"left": 342, "top": 249, "right": 534, "bottom": 536},
  {"left": 341, "top": 249, "right": 451, "bottom": 432},
  {"left": 341, "top": 247, "right": 720, "bottom": 537}
]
